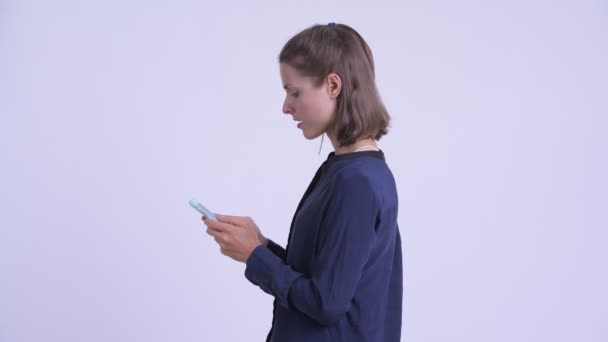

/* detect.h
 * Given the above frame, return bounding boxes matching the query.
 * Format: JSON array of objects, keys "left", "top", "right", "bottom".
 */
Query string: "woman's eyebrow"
[{"left": 283, "top": 84, "right": 293, "bottom": 90}]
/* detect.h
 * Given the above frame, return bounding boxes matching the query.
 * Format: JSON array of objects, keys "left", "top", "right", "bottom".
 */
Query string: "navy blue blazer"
[{"left": 245, "top": 150, "right": 402, "bottom": 341}]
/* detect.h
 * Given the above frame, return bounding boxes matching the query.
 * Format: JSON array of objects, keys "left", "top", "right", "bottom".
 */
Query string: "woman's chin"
[
  {"left": 302, "top": 130, "right": 323, "bottom": 140},
  {"left": 298, "top": 123, "right": 325, "bottom": 140},
  {"left": 302, "top": 130, "right": 314, "bottom": 139}
]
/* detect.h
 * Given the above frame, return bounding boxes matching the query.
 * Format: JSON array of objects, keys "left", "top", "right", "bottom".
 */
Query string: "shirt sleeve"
[
  {"left": 244, "top": 173, "right": 379, "bottom": 326},
  {"left": 266, "top": 239, "right": 287, "bottom": 261}
]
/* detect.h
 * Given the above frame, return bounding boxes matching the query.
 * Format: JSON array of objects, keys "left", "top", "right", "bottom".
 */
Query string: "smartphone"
[{"left": 188, "top": 199, "right": 217, "bottom": 221}]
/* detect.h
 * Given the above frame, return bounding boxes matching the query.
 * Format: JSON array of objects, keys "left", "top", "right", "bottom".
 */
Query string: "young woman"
[{"left": 203, "top": 22, "right": 402, "bottom": 341}]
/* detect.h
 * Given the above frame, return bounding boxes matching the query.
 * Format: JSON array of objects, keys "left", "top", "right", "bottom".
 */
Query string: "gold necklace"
[{"left": 354, "top": 145, "right": 379, "bottom": 152}]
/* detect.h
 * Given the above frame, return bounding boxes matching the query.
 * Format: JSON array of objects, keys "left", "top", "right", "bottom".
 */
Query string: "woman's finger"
[
  {"left": 205, "top": 219, "right": 236, "bottom": 233},
  {"left": 208, "top": 228, "right": 232, "bottom": 247},
  {"left": 207, "top": 227, "right": 224, "bottom": 240},
  {"left": 216, "top": 214, "right": 247, "bottom": 226},
  {"left": 205, "top": 225, "right": 222, "bottom": 234}
]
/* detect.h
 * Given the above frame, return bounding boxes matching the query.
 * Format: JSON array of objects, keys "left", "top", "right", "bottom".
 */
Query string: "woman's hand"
[{"left": 202, "top": 214, "right": 268, "bottom": 263}]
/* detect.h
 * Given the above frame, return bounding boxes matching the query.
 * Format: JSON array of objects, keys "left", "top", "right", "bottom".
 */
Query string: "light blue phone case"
[{"left": 189, "top": 199, "right": 217, "bottom": 221}]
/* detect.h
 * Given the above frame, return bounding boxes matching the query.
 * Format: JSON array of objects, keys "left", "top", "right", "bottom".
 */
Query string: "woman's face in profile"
[{"left": 280, "top": 62, "right": 336, "bottom": 140}]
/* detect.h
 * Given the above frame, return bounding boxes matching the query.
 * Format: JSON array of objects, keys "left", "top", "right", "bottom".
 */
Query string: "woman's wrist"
[{"left": 258, "top": 233, "right": 269, "bottom": 247}]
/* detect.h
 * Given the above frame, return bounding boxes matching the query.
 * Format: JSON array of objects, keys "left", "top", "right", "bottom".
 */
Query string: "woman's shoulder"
[
  {"left": 331, "top": 156, "right": 394, "bottom": 182},
  {"left": 328, "top": 158, "right": 396, "bottom": 197},
  {"left": 322, "top": 163, "right": 398, "bottom": 213}
]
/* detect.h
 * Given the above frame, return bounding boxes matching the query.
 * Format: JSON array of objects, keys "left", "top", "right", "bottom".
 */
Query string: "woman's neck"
[{"left": 328, "top": 134, "right": 378, "bottom": 155}]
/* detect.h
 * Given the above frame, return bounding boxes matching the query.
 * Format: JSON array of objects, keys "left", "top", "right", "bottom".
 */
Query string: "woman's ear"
[{"left": 326, "top": 73, "right": 342, "bottom": 99}]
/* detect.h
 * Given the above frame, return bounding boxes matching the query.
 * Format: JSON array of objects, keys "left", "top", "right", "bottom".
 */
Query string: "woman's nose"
[{"left": 282, "top": 98, "right": 292, "bottom": 114}]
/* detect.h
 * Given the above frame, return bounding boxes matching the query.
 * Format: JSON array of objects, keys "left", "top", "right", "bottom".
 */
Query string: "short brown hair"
[{"left": 279, "top": 23, "right": 391, "bottom": 147}]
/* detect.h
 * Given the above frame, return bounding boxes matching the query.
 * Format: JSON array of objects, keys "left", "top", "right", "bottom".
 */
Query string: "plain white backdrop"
[{"left": 1, "top": 0, "right": 606, "bottom": 341}]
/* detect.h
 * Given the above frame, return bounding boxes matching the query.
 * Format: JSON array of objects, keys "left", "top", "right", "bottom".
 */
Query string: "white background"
[{"left": 1, "top": 0, "right": 606, "bottom": 341}]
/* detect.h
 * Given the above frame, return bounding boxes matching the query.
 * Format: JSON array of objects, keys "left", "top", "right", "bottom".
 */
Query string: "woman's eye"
[{"left": 291, "top": 92, "right": 299, "bottom": 98}]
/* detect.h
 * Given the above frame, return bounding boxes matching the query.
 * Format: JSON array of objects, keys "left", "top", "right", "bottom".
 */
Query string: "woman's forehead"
[
  {"left": 280, "top": 63, "right": 313, "bottom": 87},
  {"left": 280, "top": 63, "right": 300, "bottom": 79}
]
